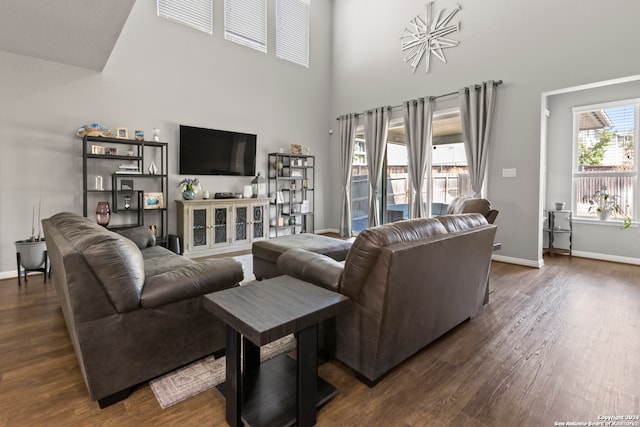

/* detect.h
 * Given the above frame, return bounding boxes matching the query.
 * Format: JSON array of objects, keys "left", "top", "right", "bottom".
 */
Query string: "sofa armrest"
[
  {"left": 141, "top": 258, "right": 243, "bottom": 308},
  {"left": 118, "top": 226, "right": 156, "bottom": 249},
  {"left": 277, "top": 248, "right": 344, "bottom": 292}
]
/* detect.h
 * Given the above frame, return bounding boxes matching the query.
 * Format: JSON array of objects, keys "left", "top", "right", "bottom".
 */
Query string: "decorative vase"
[
  {"left": 182, "top": 190, "right": 195, "bottom": 200},
  {"left": 288, "top": 216, "right": 296, "bottom": 225},
  {"left": 598, "top": 209, "right": 611, "bottom": 221},
  {"left": 96, "top": 201, "right": 111, "bottom": 227}
]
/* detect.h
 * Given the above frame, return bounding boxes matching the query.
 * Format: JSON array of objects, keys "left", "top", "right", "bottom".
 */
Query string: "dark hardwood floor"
[{"left": 1, "top": 256, "right": 639, "bottom": 426}]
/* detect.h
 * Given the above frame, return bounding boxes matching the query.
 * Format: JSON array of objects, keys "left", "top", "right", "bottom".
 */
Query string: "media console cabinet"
[{"left": 175, "top": 198, "right": 269, "bottom": 257}]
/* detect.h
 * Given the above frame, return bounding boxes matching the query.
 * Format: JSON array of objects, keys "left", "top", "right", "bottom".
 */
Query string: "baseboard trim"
[
  {"left": 0, "top": 271, "right": 17, "bottom": 281},
  {"left": 491, "top": 254, "right": 544, "bottom": 268},
  {"left": 571, "top": 251, "right": 640, "bottom": 266}
]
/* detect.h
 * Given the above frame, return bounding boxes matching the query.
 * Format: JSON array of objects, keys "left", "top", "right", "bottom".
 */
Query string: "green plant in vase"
[{"left": 584, "top": 185, "right": 631, "bottom": 228}]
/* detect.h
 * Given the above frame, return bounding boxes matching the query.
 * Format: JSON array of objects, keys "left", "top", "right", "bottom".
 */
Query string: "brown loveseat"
[
  {"left": 42, "top": 212, "right": 243, "bottom": 407},
  {"left": 277, "top": 213, "right": 497, "bottom": 385}
]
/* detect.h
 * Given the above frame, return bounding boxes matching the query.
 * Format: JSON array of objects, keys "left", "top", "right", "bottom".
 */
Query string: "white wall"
[
  {"left": 329, "top": 0, "right": 640, "bottom": 266},
  {"left": 0, "top": 0, "right": 333, "bottom": 277}
]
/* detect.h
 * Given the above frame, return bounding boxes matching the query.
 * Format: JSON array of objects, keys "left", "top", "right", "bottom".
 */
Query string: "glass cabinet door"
[
  {"left": 234, "top": 206, "right": 249, "bottom": 244},
  {"left": 192, "top": 208, "right": 208, "bottom": 248},
  {"left": 253, "top": 205, "right": 265, "bottom": 239},
  {"left": 213, "top": 207, "right": 228, "bottom": 244}
]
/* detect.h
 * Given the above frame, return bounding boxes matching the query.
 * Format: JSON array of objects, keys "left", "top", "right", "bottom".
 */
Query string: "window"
[
  {"left": 350, "top": 108, "right": 471, "bottom": 233},
  {"left": 428, "top": 109, "right": 470, "bottom": 214},
  {"left": 224, "top": 0, "right": 267, "bottom": 52},
  {"left": 276, "top": 0, "right": 310, "bottom": 67},
  {"left": 157, "top": 0, "right": 213, "bottom": 34},
  {"left": 573, "top": 100, "right": 638, "bottom": 220}
]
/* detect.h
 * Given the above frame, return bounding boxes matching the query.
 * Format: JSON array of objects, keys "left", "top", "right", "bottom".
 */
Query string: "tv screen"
[{"left": 179, "top": 125, "right": 257, "bottom": 176}]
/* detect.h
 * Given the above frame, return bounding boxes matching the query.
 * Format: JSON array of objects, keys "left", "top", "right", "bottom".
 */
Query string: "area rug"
[
  {"left": 150, "top": 253, "right": 290, "bottom": 409},
  {"left": 150, "top": 335, "right": 296, "bottom": 409}
]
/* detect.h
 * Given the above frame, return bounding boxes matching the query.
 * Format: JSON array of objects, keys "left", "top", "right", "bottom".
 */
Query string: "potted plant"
[
  {"left": 15, "top": 201, "right": 49, "bottom": 284},
  {"left": 584, "top": 185, "right": 631, "bottom": 228},
  {"left": 178, "top": 177, "right": 201, "bottom": 200}
]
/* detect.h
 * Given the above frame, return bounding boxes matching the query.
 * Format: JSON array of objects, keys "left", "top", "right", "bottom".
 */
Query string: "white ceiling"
[{"left": 0, "top": 0, "right": 136, "bottom": 71}]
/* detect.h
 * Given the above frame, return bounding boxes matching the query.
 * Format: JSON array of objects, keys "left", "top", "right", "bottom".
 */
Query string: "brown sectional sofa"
[
  {"left": 42, "top": 212, "right": 243, "bottom": 407},
  {"left": 276, "top": 213, "right": 497, "bottom": 385}
]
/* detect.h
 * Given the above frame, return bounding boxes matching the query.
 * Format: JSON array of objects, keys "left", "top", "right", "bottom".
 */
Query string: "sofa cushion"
[
  {"left": 436, "top": 213, "right": 488, "bottom": 232},
  {"left": 252, "top": 234, "right": 353, "bottom": 264},
  {"left": 446, "top": 197, "right": 491, "bottom": 217},
  {"left": 340, "top": 217, "right": 448, "bottom": 301},
  {"left": 141, "top": 245, "right": 196, "bottom": 277},
  {"left": 80, "top": 233, "right": 145, "bottom": 313}
]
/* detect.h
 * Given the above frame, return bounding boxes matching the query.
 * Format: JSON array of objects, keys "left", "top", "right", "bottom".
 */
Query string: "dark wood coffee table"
[{"left": 204, "top": 275, "right": 348, "bottom": 427}]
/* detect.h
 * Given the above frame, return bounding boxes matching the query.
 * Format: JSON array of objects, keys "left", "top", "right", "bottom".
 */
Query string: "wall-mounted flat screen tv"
[{"left": 179, "top": 125, "right": 257, "bottom": 176}]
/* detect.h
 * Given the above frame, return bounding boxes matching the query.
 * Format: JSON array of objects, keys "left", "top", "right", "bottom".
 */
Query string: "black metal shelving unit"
[
  {"left": 82, "top": 135, "right": 169, "bottom": 245},
  {"left": 267, "top": 152, "right": 314, "bottom": 237}
]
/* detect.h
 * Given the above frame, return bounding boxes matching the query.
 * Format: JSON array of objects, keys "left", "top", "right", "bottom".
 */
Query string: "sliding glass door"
[{"left": 351, "top": 108, "right": 471, "bottom": 233}]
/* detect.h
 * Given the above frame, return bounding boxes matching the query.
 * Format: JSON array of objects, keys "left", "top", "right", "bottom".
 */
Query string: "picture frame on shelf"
[
  {"left": 120, "top": 179, "right": 134, "bottom": 191},
  {"left": 135, "top": 130, "right": 144, "bottom": 141},
  {"left": 115, "top": 128, "right": 129, "bottom": 139},
  {"left": 143, "top": 192, "right": 164, "bottom": 209},
  {"left": 290, "top": 144, "right": 302, "bottom": 154},
  {"left": 91, "top": 145, "right": 105, "bottom": 155},
  {"left": 106, "top": 147, "right": 118, "bottom": 155}
]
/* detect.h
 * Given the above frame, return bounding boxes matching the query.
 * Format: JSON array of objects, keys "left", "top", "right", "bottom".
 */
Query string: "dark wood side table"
[{"left": 204, "top": 275, "right": 348, "bottom": 427}]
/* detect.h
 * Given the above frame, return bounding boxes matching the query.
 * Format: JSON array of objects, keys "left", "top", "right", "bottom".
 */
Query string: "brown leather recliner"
[
  {"left": 446, "top": 197, "right": 499, "bottom": 224},
  {"left": 277, "top": 213, "right": 497, "bottom": 386}
]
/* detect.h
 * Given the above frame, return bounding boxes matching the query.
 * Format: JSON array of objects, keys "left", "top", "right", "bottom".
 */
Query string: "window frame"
[
  {"left": 571, "top": 98, "right": 639, "bottom": 223},
  {"left": 157, "top": 0, "right": 213, "bottom": 35},
  {"left": 276, "top": 0, "right": 310, "bottom": 67},
  {"left": 224, "top": 0, "right": 268, "bottom": 53}
]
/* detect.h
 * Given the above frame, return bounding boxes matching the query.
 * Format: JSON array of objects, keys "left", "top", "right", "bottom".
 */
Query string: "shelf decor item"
[
  {"left": 148, "top": 161, "right": 158, "bottom": 175},
  {"left": 96, "top": 201, "right": 111, "bottom": 226},
  {"left": 115, "top": 128, "right": 129, "bottom": 139},
  {"left": 77, "top": 123, "right": 112, "bottom": 138},
  {"left": 290, "top": 144, "right": 302, "bottom": 154},
  {"left": 178, "top": 177, "right": 200, "bottom": 200},
  {"left": 152, "top": 128, "right": 161, "bottom": 142},
  {"left": 251, "top": 172, "right": 266, "bottom": 198},
  {"left": 135, "top": 130, "right": 144, "bottom": 141},
  {"left": 144, "top": 192, "right": 165, "bottom": 209}
]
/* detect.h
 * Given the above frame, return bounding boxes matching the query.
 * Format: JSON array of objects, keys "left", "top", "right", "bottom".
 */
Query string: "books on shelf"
[{"left": 116, "top": 163, "right": 141, "bottom": 174}]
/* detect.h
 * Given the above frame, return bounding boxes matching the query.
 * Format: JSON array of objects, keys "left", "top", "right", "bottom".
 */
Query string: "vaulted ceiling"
[{"left": 0, "top": 0, "right": 136, "bottom": 71}]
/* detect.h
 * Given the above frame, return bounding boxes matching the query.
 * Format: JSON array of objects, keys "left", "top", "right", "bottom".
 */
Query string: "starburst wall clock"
[{"left": 401, "top": 1, "right": 461, "bottom": 73}]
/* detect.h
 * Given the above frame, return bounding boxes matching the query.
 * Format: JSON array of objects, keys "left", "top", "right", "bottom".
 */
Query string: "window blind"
[
  {"left": 224, "top": 0, "right": 267, "bottom": 52},
  {"left": 157, "top": 0, "right": 213, "bottom": 35},
  {"left": 276, "top": 0, "right": 310, "bottom": 67}
]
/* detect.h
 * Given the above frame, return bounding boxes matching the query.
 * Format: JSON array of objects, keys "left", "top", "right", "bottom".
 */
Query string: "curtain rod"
[{"left": 337, "top": 80, "right": 502, "bottom": 119}]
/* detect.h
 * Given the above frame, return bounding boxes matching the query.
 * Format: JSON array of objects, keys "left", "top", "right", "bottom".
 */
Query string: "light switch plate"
[{"left": 502, "top": 168, "right": 517, "bottom": 178}]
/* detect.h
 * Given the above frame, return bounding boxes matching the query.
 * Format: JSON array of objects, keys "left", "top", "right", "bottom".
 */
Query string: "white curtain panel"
[
  {"left": 458, "top": 80, "right": 498, "bottom": 198},
  {"left": 338, "top": 114, "right": 357, "bottom": 237},
  {"left": 403, "top": 97, "right": 435, "bottom": 218},
  {"left": 364, "top": 107, "right": 390, "bottom": 227}
]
